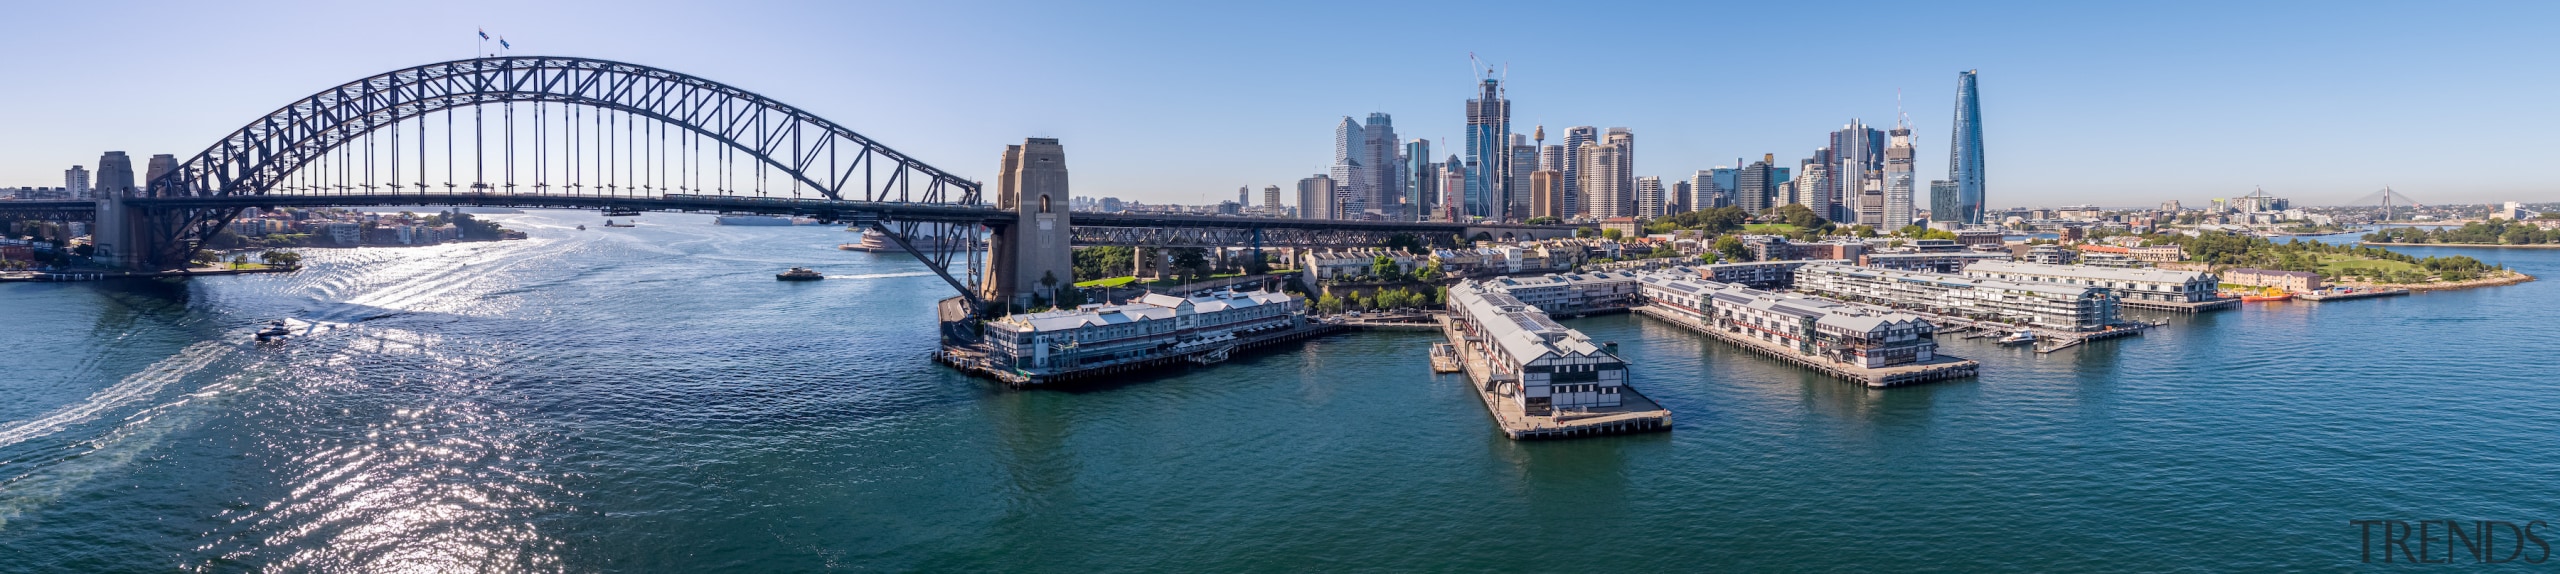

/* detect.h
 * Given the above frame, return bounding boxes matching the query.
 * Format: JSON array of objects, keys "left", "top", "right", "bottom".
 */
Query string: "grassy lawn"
[
  {"left": 1074, "top": 276, "right": 1138, "bottom": 288},
  {"left": 2314, "top": 256, "right": 2418, "bottom": 276},
  {"left": 1741, "top": 223, "right": 1801, "bottom": 233}
]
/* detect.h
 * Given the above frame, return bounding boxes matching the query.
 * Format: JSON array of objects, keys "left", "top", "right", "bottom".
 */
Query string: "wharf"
[
  {"left": 1437, "top": 317, "right": 1671, "bottom": 440},
  {"left": 935, "top": 321, "right": 1346, "bottom": 387},
  {"left": 0, "top": 266, "right": 297, "bottom": 282},
  {"left": 2119, "top": 297, "right": 2238, "bottom": 313},
  {"left": 2298, "top": 289, "right": 2410, "bottom": 303},
  {"left": 1631, "top": 305, "right": 1977, "bottom": 388}
]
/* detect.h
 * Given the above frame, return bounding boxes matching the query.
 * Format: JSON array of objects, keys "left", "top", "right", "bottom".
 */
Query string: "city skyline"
[{"left": 1, "top": 1, "right": 2554, "bottom": 207}]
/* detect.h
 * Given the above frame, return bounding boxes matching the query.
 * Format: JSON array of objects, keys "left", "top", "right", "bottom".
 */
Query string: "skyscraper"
[
  {"left": 1577, "top": 141, "right": 1627, "bottom": 218},
  {"left": 1332, "top": 117, "right": 1370, "bottom": 218},
  {"left": 1464, "top": 73, "right": 1510, "bottom": 220},
  {"left": 1539, "top": 145, "right": 1565, "bottom": 174},
  {"left": 1507, "top": 133, "right": 1537, "bottom": 221},
  {"left": 1670, "top": 180, "right": 1691, "bottom": 214},
  {"left": 1737, "top": 155, "right": 1775, "bottom": 215},
  {"left": 1690, "top": 170, "right": 1722, "bottom": 210},
  {"left": 1529, "top": 170, "right": 1563, "bottom": 221},
  {"left": 1829, "top": 120, "right": 1884, "bottom": 223},
  {"left": 1562, "top": 126, "right": 1595, "bottom": 217},
  {"left": 1404, "top": 139, "right": 1434, "bottom": 221},
  {"left": 1363, "top": 113, "right": 1400, "bottom": 216},
  {"left": 1635, "top": 176, "right": 1665, "bottom": 218},
  {"left": 1264, "top": 185, "right": 1282, "bottom": 217},
  {"left": 64, "top": 165, "right": 90, "bottom": 200},
  {"left": 1884, "top": 122, "right": 1917, "bottom": 228},
  {"left": 1603, "top": 128, "right": 1635, "bottom": 212},
  {"left": 1948, "top": 70, "right": 1986, "bottom": 224},
  {"left": 1298, "top": 174, "right": 1334, "bottom": 220},
  {"left": 1440, "top": 155, "right": 1467, "bottom": 222},
  {"left": 1238, "top": 186, "right": 1250, "bottom": 207},
  {"left": 95, "top": 151, "right": 135, "bottom": 199},
  {"left": 1929, "top": 180, "right": 1960, "bottom": 223}
]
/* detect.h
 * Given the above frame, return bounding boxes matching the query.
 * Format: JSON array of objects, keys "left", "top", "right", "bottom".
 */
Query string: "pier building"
[
  {"left": 1697, "top": 260, "right": 1842, "bottom": 289},
  {"left": 1859, "top": 251, "right": 2010, "bottom": 273},
  {"left": 1637, "top": 271, "right": 1942, "bottom": 368},
  {"left": 981, "top": 290, "right": 1304, "bottom": 375},
  {"left": 2222, "top": 268, "right": 2323, "bottom": 293},
  {"left": 1793, "top": 263, "right": 2119, "bottom": 331},
  {"left": 1447, "top": 284, "right": 1625, "bottom": 413},
  {"left": 1477, "top": 271, "right": 1642, "bottom": 316},
  {"left": 1962, "top": 261, "right": 2220, "bottom": 304}
]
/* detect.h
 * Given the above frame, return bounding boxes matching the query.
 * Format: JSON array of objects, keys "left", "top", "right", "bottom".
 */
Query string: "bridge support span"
[{"left": 979, "top": 138, "right": 1075, "bottom": 311}]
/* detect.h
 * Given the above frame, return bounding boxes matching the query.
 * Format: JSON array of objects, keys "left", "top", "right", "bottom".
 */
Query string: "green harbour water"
[{"left": 2, "top": 212, "right": 2555, "bottom": 571}]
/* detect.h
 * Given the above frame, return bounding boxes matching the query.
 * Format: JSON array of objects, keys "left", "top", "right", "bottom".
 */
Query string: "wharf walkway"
[
  {"left": 936, "top": 321, "right": 1346, "bottom": 387},
  {"left": 2298, "top": 289, "right": 2410, "bottom": 303},
  {"left": 1437, "top": 317, "right": 1671, "bottom": 440},
  {"left": 1631, "top": 305, "right": 1977, "bottom": 388},
  {"left": 2119, "top": 297, "right": 2238, "bottom": 313}
]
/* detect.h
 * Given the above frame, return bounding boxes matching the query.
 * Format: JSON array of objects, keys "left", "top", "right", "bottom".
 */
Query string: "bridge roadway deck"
[{"left": 17, "top": 193, "right": 1570, "bottom": 238}]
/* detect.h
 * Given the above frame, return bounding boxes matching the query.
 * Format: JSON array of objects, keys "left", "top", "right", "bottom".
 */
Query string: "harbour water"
[{"left": 4, "top": 211, "right": 2556, "bottom": 571}]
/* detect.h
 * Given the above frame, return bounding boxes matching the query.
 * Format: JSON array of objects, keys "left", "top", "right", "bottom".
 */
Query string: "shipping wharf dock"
[{"left": 1442, "top": 281, "right": 1672, "bottom": 440}]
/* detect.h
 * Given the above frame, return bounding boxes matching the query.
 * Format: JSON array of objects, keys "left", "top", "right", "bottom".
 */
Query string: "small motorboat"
[
  {"left": 1997, "top": 329, "right": 2036, "bottom": 345},
  {"left": 602, "top": 219, "right": 635, "bottom": 228},
  {"left": 576, "top": 224, "right": 587, "bottom": 231},
  {"left": 776, "top": 267, "right": 825, "bottom": 281},
  {"left": 254, "top": 320, "right": 291, "bottom": 341}
]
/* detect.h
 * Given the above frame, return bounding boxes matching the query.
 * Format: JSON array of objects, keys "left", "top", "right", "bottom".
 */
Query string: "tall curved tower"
[{"left": 1947, "top": 70, "right": 1986, "bottom": 225}]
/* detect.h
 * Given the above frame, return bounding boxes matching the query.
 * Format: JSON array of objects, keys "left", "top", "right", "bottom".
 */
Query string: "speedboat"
[
  {"left": 776, "top": 267, "right": 825, "bottom": 281},
  {"left": 576, "top": 224, "right": 587, "bottom": 231},
  {"left": 254, "top": 320, "right": 291, "bottom": 341},
  {"left": 1996, "top": 329, "right": 2036, "bottom": 345}
]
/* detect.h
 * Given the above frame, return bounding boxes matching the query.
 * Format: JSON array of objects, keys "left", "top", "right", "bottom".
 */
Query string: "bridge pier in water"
[{"left": 977, "top": 138, "right": 1075, "bottom": 312}]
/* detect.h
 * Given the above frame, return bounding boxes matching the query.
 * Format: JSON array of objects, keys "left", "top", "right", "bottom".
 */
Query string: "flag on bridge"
[
  {"left": 478, "top": 28, "right": 489, "bottom": 40},
  {"left": 500, "top": 37, "right": 511, "bottom": 50}
]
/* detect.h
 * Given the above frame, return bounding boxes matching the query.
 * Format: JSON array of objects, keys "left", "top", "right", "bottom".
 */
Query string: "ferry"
[{"left": 776, "top": 267, "right": 825, "bottom": 281}]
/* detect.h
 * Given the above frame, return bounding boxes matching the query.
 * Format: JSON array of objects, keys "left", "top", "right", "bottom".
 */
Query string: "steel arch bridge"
[{"left": 128, "top": 56, "right": 990, "bottom": 301}]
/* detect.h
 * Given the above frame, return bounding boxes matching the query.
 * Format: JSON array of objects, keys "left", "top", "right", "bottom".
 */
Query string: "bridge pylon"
[{"left": 979, "top": 138, "right": 1075, "bottom": 313}]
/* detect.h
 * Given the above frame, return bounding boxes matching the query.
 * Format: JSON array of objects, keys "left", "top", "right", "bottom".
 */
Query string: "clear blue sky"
[{"left": 3, "top": 0, "right": 2552, "bottom": 207}]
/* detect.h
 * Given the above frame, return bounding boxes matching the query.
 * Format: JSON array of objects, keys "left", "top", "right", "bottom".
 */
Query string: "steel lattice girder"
[{"left": 134, "top": 56, "right": 989, "bottom": 307}]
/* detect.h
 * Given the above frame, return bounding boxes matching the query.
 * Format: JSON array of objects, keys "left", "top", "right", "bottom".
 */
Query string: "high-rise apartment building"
[
  {"left": 1529, "top": 170, "right": 1564, "bottom": 221},
  {"left": 1884, "top": 123, "right": 1917, "bottom": 227},
  {"left": 1403, "top": 139, "right": 1435, "bottom": 221},
  {"left": 1507, "top": 134, "right": 1537, "bottom": 221},
  {"left": 1464, "top": 73, "right": 1510, "bottom": 220},
  {"left": 65, "top": 165, "right": 90, "bottom": 200},
  {"left": 1635, "top": 176, "right": 1665, "bottom": 218},
  {"left": 1562, "top": 126, "right": 1596, "bottom": 217},
  {"left": 1540, "top": 145, "right": 1565, "bottom": 175},
  {"left": 1363, "top": 113, "right": 1400, "bottom": 216},
  {"left": 1670, "top": 180, "right": 1691, "bottom": 214},
  {"left": 1736, "top": 155, "right": 1775, "bottom": 215},
  {"left": 1576, "top": 141, "right": 1627, "bottom": 218},
  {"left": 1948, "top": 70, "right": 1987, "bottom": 224},
  {"left": 1794, "top": 161, "right": 1831, "bottom": 218},
  {"left": 1857, "top": 176, "right": 1886, "bottom": 226},
  {"left": 1264, "top": 185, "right": 1282, "bottom": 217},
  {"left": 1298, "top": 174, "right": 1334, "bottom": 220}
]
